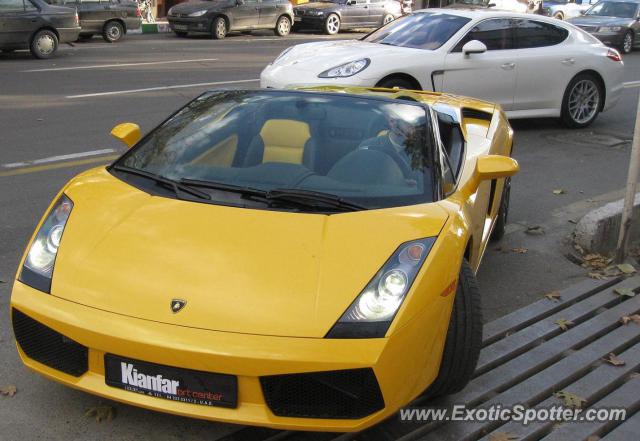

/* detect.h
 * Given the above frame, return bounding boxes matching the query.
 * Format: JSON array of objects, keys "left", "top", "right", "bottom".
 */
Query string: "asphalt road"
[{"left": 0, "top": 31, "right": 639, "bottom": 441}]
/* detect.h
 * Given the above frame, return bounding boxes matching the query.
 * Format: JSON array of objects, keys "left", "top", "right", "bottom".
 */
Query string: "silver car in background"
[{"left": 541, "top": 0, "right": 598, "bottom": 19}]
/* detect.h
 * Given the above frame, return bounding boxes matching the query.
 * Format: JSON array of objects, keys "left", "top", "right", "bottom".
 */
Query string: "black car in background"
[
  {"left": 46, "top": 0, "right": 142, "bottom": 42},
  {"left": 0, "top": 0, "right": 80, "bottom": 58},
  {"left": 293, "top": 0, "right": 402, "bottom": 35},
  {"left": 167, "top": 0, "right": 295, "bottom": 39}
]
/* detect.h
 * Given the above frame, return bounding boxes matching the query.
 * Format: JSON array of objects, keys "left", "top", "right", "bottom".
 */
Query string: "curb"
[
  {"left": 128, "top": 22, "right": 172, "bottom": 34},
  {"left": 574, "top": 192, "right": 640, "bottom": 255}
]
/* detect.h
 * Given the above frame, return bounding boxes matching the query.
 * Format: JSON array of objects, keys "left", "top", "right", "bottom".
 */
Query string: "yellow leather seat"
[{"left": 257, "top": 119, "right": 311, "bottom": 164}]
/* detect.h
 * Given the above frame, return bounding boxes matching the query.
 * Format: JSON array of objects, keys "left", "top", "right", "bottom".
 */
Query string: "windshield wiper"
[
  {"left": 112, "top": 165, "right": 211, "bottom": 201},
  {"left": 180, "top": 178, "right": 268, "bottom": 197},
  {"left": 266, "top": 189, "right": 367, "bottom": 212}
]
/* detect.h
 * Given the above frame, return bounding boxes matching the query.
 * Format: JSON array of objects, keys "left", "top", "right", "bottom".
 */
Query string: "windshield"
[
  {"left": 363, "top": 12, "right": 471, "bottom": 50},
  {"left": 114, "top": 90, "right": 435, "bottom": 211},
  {"left": 586, "top": 1, "right": 638, "bottom": 17}
]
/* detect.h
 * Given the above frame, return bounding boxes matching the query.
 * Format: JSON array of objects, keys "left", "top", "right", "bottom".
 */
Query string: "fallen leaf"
[
  {"left": 544, "top": 291, "right": 562, "bottom": 302},
  {"left": 554, "top": 391, "right": 586, "bottom": 408},
  {"left": 555, "top": 318, "right": 574, "bottom": 331},
  {"left": 603, "top": 353, "right": 626, "bottom": 366},
  {"left": 525, "top": 225, "right": 545, "bottom": 236},
  {"left": 0, "top": 385, "right": 17, "bottom": 397},
  {"left": 553, "top": 189, "right": 567, "bottom": 195},
  {"left": 617, "top": 263, "right": 636, "bottom": 274},
  {"left": 614, "top": 288, "right": 636, "bottom": 298},
  {"left": 512, "top": 248, "right": 528, "bottom": 254},
  {"left": 85, "top": 405, "right": 115, "bottom": 422},
  {"left": 489, "top": 432, "right": 519, "bottom": 441}
]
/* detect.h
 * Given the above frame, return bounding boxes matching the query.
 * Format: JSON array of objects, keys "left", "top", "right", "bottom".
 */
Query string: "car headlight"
[
  {"left": 599, "top": 26, "right": 622, "bottom": 32},
  {"left": 318, "top": 58, "right": 370, "bottom": 78},
  {"left": 326, "top": 237, "right": 436, "bottom": 338},
  {"left": 20, "top": 194, "right": 73, "bottom": 293},
  {"left": 274, "top": 46, "right": 294, "bottom": 63},
  {"left": 312, "top": 10, "right": 324, "bottom": 15},
  {"left": 188, "top": 10, "right": 208, "bottom": 17}
]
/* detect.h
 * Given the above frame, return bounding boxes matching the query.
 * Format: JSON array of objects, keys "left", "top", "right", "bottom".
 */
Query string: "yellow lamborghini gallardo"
[{"left": 10, "top": 87, "right": 518, "bottom": 432}]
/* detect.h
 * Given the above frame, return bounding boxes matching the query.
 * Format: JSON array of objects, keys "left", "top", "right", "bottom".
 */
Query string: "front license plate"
[
  {"left": 173, "top": 24, "right": 188, "bottom": 31},
  {"left": 104, "top": 354, "right": 237, "bottom": 408}
]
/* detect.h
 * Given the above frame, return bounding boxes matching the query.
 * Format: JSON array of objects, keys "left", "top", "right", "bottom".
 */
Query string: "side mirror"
[
  {"left": 460, "top": 155, "right": 519, "bottom": 196},
  {"left": 111, "top": 123, "right": 141, "bottom": 148},
  {"left": 237, "top": 0, "right": 244, "bottom": 5},
  {"left": 580, "top": 10, "right": 586, "bottom": 14},
  {"left": 347, "top": 0, "right": 356, "bottom": 5},
  {"left": 462, "top": 40, "right": 487, "bottom": 56},
  {"left": 487, "top": 2, "right": 496, "bottom": 7}
]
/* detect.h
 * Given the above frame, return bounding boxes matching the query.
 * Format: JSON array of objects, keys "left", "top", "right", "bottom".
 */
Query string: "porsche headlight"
[
  {"left": 318, "top": 58, "right": 370, "bottom": 78},
  {"left": 188, "top": 10, "right": 208, "bottom": 17},
  {"left": 20, "top": 194, "right": 73, "bottom": 293},
  {"left": 598, "top": 26, "right": 622, "bottom": 32},
  {"left": 273, "top": 46, "right": 294, "bottom": 63},
  {"left": 326, "top": 237, "right": 435, "bottom": 338}
]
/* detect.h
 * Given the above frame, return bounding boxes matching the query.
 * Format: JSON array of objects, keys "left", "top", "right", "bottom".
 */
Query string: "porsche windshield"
[
  {"left": 114, "top": 90, "right": 435, "bottom": 211},
  {"left": 363, "top": 12, "right": 471, "bottom": 50}
]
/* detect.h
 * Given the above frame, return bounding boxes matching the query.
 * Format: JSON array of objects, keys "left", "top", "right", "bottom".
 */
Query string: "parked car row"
[
  {"left": 166, "top": 0, "right": 405, "bottom": 38},
  {"left": 0, "top": 0, "right": 141, "bottom": 58}
]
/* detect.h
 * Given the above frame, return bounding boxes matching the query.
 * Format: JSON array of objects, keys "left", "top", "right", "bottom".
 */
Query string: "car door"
[
  {"left": 511, "top": 19, "right": 575, "bottom": 113},
  {"left": 367, "top": 0, "right": 385, "bottom": 25},
  {"left": 442, "top": 18, "right": 518, "bottom": 111},
  {"left": 0, "top": 0, "right": 39, "bottom": 45},
  {"left": 77, "top": 0, "right": 108, "bottom": 32},
  {"left": 342, "top": 0, "right": 370, "bottom": 27},
  {"left": 233, "top": 0, "right": 260, "bottom": 29},
  {"left": 258, "top": 0, "right": 278, "bottom": 27}
]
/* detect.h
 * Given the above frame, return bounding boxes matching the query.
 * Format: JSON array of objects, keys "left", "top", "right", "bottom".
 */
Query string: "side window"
[
  {"left": 0, "top": 0, "right": 26, "bottom": 12},
  {"left": 453, "top": 19, "right": 515, "bottom": 52},
  {"left": 515, "top": 19, "right": 568, "bottom": 48},
  {"left": 353, "top": 0, "right": 368, "bottom": 5}
]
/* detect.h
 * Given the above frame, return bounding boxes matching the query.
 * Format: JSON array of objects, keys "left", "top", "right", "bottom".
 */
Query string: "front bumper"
[
  {"left": 591, "top": 31, "right": 626, "bottom": 46},
  {"left": 57, "top": 26, "right": 82, "bottom": 43},
  {"left": 10, "top": 281, "right": 449, "bottom": 431},
  {"left": 167, "top": 17, "right": 211, "bottom": 33},
  {"left": 293, "top": 15, "right": 325, "bottom": 28}
]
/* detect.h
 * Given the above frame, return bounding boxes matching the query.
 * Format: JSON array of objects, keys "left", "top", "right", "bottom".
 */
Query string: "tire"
[
  {"left": 381, "top": 14, "right": 394, "bottom": 26},
  {"left": 490, "top": 177, "right": 510, "bottom": 242},
  {"left": 324, "top": 13, "right": 340, "bottom": 35},
  {"left": 103, "top": 20, "right": 124, "bottom": 43},
  {"left": 553, "top": 11, "right": 564, "bottom": 20},
  {"left": 421, "top": 259, "right": 482, "bottom": 400},
  {"left": 274, "top": 15, "right": 291, "bottom": 36},
  {"left": 30, "top": 29, "right": 58, "bottom": 59},
  {"left": 560, "top": 73, "right": 603, "bottom": 128},
  {"left": 212, "top": 16, "right": 227, "bottom": 39},
  {"left": 621, "top": 31, "right": 634, "bottom": 54},
  {"left": 376, "top": 77, "right": 417, "bottom": 90},
  {"left": 174, "top": 31, "right": 188, "bottom": 38}
]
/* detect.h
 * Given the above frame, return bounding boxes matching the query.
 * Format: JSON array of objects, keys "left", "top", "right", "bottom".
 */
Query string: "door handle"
[
  {"left": 561, "top": 58, "right": 575, "bottom": 65},
  {"left": 500, "top": 62, "right": 515, "bottom": 70}
]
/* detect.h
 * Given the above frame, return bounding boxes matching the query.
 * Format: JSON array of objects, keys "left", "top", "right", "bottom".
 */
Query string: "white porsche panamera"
[{"left": 260, "top": 9, "right": 625, "bottom": 127}]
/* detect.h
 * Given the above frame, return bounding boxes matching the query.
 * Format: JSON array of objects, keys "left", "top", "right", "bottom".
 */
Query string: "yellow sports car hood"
[{"left": 50, "top": 168, "right": 449, "bottom": 338}]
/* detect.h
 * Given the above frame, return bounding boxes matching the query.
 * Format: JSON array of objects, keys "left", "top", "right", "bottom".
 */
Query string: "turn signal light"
[{"left": 606, "top": 48, "right": 622, "bottom": 62}]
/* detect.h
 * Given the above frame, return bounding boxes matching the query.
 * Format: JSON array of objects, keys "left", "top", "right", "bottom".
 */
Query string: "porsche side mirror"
[
  {"left": 347, "top": 0, "right": 356, "bottom": 5},
  {"left": 462, "top": 40, "right": 487, "bottom": 56},
  {"left": 580, "top": 10, "right": 586, "bottom": 14},
  {"left": 111, "top": 123, "right": 141, "bottom": 148},
  {"left": 487, "top": 2, "right": 496, "bottom": 7}
]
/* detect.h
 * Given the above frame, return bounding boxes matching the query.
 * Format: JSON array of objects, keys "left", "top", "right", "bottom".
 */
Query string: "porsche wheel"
[
  {"left": 103, "top": 20, "right": 124, "bottom": 43},
  {"left": 212, "top": 16, "right": 227, "bottom": 39},
  {"left": 324, "top": 13, "right": 340, "bottom": 35},
  {"left": 274, "top": 15, "right": 291, "bottom": 36},
  {"left": 561, "top": 73, "right": 602, "bottom": 128},
  {"left": 30, "top": 30, "right": 58, "bottom": 59},
  {"left": 377, "top": 77, "right": 416, "bottom": 90},
  {"left": 621, "top": 31, "right": 634, "bottom": 54},
  {"left": 553, "top": 11, "right": 564, "bottom": 20},
  {"left": 422, "top": 259, "right": 482, "bottom": 399},
  {"left": 490, "top": 177, "right": 510, "bottom": 242}
]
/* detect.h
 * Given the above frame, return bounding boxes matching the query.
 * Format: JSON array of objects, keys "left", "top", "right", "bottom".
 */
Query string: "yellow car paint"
[{"left": 10, "top": 86, "right": 517, "bottom": 431}]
